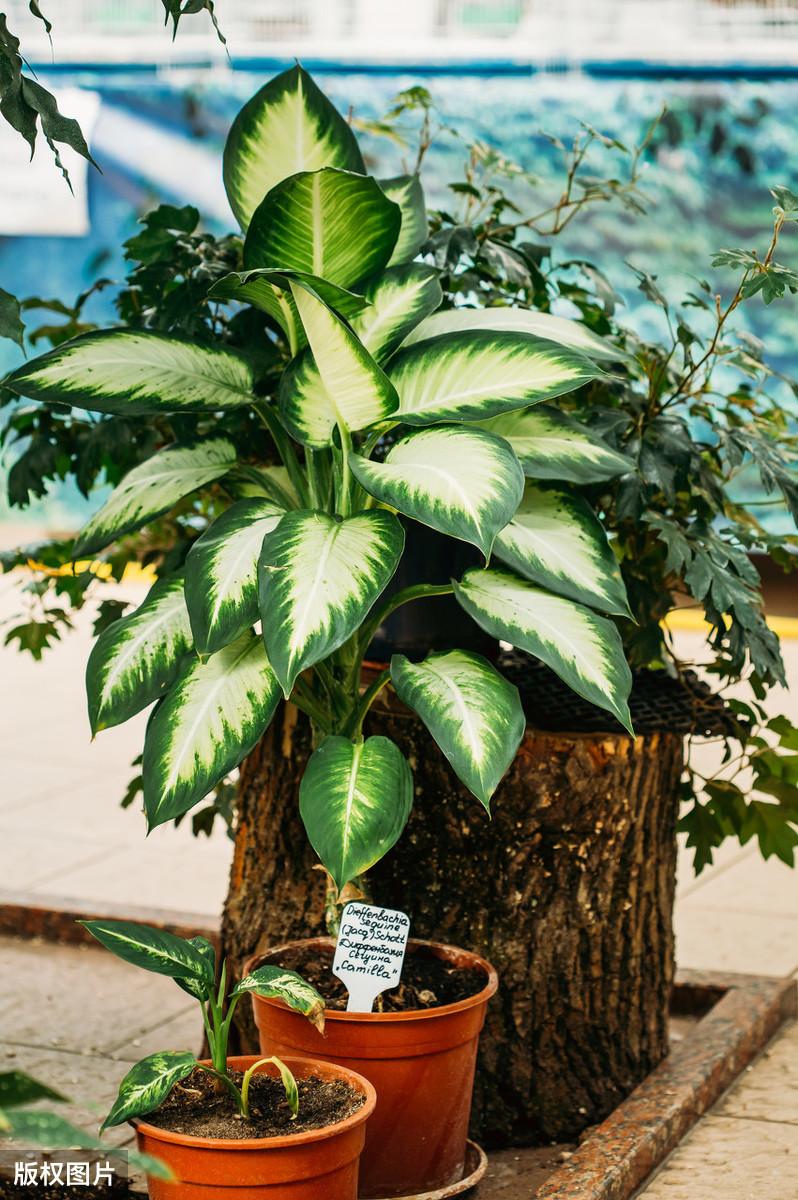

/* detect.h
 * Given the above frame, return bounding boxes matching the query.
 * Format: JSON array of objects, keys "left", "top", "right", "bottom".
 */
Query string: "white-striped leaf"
[
  {"left": 243, "top": 168, "right": 401, "bottom": 289},
  {"left": 228, "top": 465, "right": 300, "bottom": 509},
  {"left": 453, "top": 567, "right": 633, "bottom": 733},
  {"left": 81, "top": 919, "right": 213, "bottom": 984},
  {"left": 143, "top": 631, "right": 281, "bottom": 828},
  {"left": 73, "top": 439, "right": 237, "bottom": 558},
  {"left": 209, "top": 268, "right": 368, "bottom": 354},
  {"left": 6, "top": 330, "right": 253, "bottom": 416},
  {"left": 352, "top": 263, "right": 442, "bottom": 362},
  {"left": 389, "top": 330, "right": 604, "bottom": 426},
  {"left": 86, "top": 573, "right": 192, "bottom": 734},
  {"left": 232, "top": 967, "right": 326, "bottom": 1033},
  {"left": 223, "top": 64, "right": 364, "bottom": 231},
  {"left": 349, "top": 425, "right": 524, "bottom": 558},
  {"left": 185, "top": 499, "right": 285, "bottom": 656},
  {"left": 494, "top": 485, "right": 631, "bottom": 617},
  {"left": 391, "top": 650, "right": 525, "bottom": 809},
  {"left": 259, "top": 510, "right": 404, "bottom": 697},
  {"left": 380, "top": 174, "right": 428, "bottom": 265},
  {"left": 482, "top": 406, "right": 633, "bottom": 484},
  {"left": 101, "top": 1052, "right": 198, "bottom": 1131},
  {"left": 299, "top": 735, "right": 413, "bottom": 892},
  {"left": 403, "top": 306, "right": 625, "bottom": 361},
  {"left": 279, "top": 283, "right": 399, "bottom": 447}
]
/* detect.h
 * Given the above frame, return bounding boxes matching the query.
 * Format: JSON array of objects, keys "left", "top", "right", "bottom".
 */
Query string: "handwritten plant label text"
[{"left": 333, "top": 902, "right": 411, "bottom": 1013}]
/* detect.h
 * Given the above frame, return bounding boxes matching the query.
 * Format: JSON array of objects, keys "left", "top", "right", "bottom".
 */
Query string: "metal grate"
[{"left": 498, "top": 651, "right": 738, "bottom": 737}]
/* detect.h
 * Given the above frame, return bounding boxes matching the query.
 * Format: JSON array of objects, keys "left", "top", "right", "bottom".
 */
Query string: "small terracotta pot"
[
  {"left": 134, "top": 1055, "right": 376, "bottom": 1199},
  {"left": 245, "top": 939, "right": 498, "bottom": 1199}
]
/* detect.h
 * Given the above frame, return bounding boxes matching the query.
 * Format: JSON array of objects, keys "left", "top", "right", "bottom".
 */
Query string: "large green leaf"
[
  {"left": 389, "top": 330, "right": 604, "bottom": 426},
  {"left": 101, "top": 1052, "right": 198, "bottom": 1131},
  {"left": 259, "top": 510, "right": 404, "bottom": 697},
  {"left": 185, "top": 499, "right": 284, "bottom": 657},
  {"left": 350, "top": 425, "right": 524, "bottom": 558},
  {"left": 232, "top": 966, "right": 326, "bottom": 1033},
  {"left": 279, "top": 283, "right": 399, "bottom": 447},
  {"left": 494, "top": 485, "right": 631, "bottom": 617},
  {"left": 0, "top": 1071, "right": 65, "bottom": 1109},
  {"left": 243, "top": 167, "right": 400, "bottom": 289},
  {"left": 143, "top": 631, "right": 281, "bottom": 828},
  {"left": 403, "top": 306, "right": 625, "bottom": 361},
  {"left": 482, "top": 406, "right": 634, "bottom": 484},
  {"left": 73, "top": 439, "right": 237, "bottom": 559},
  {"left": 380, "top": 175, "right": 428, "bottom": 265},
  {"left": 352, "top": 264, "right": 442, "bottom": 362},
  {"left": 6, "top": 1109, "right": 103, "bottom": 1148},
  {"left": 391, "top": 650, "right": 525, "bottom": 808},
  {"left": 208, "top": 268, "right": 368, "bottom": 354},
  {"left": 299, "top": 735, "right": 413, "bottom": 892},
  {"left": 5, "top": 330, "right": 253, "bottom": 416},
  {"left": 453, "top": 568, "right": 633, "bottom": 732},
  {"left": 81, "top": 920, "right": 213, "bottom": 984},
  {"left": 223, "top": 64, "right": 364, "bottom": 230},
  {"left": 86, "top": 573, "right": 192, "bottom": 734}
]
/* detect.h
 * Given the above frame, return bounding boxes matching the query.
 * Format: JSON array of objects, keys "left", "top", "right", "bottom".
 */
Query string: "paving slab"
[
  {"left": 0, "top": 936, "right": 191, "bottom": 1055},
  {"left": 676, "top": 850, "right": 798, "bottom": 920},
  {"left": 0, "top": 829, "right": 120, "bottom": 892},
  {"left": 107, "top": 1004, "right": 204, "bottom": 1063},
  {"left": 637, "top": 1114, "right": 798, "bottom": 1199},
  {"left": 717, "top": 1020, "right": 798, "bottom": 1126},
  {"left": 674, "top": 902, "right": 798, "bottom": 977}
]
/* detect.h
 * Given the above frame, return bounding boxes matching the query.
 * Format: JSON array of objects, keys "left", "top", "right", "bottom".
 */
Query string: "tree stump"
[{"left": 220, "top": 690, "right": 684, "bottom": 1146}]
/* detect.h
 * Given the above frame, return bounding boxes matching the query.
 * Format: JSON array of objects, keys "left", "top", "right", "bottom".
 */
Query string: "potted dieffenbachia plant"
[
  {"left": 3, "top": 67, "right": 633, "bottom": 1196},
  {"left": 80, "top": 920, "right": 375, "bottom": 1199},
  {"left": 4, "top": 65, "right": 631, "bottom": 888}
]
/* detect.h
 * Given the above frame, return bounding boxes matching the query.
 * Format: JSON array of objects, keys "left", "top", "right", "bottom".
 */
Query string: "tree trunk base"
[{"left": 221, "top": 698, "right": 683, "bottom": 1146}]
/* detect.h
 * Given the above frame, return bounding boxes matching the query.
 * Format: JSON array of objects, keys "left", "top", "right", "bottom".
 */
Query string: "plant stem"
[
  {"left": 337, "top": 422, "right": 354, "bottom": 516},
  {"left": 253, "top": 401, "right": 309, "bottom": 506},
  {"left": 344, "top": 668, "right": 391, "bottom": 738},
  {"left": 291, "top": 677, "right": 333, "bottom": 731}
]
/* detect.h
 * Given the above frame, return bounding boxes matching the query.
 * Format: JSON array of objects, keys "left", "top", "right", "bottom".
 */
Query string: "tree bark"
[{"left": 221, "top": 696, "right": 684, "bottom": 1146}]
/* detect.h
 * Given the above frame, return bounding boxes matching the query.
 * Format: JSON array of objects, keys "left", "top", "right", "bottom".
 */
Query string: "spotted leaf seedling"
[{"left": 82, "top": 919, "right": 325, "bottom": 1129}]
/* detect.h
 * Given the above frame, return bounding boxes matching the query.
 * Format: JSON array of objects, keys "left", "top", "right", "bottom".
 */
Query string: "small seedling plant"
[{"left": 82, "top": 920, "right": 325, "bottom": 1130}]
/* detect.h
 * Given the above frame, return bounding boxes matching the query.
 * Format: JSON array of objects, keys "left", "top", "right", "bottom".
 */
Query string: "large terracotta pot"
[
  {"left": 134, "top": 1055, "right": 376, "bottom": 1199},
  {"left": 245, "top": 939, "right": 498, "bottom": 1199}
]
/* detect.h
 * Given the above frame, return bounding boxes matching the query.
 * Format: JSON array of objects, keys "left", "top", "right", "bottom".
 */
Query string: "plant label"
[{"left": 333, "top": 902, "right": 411, "bottom": 1013}]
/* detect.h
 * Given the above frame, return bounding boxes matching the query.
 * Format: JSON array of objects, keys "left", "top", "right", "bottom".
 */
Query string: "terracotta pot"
[
  {"left": 245, "top": 939, "right": 498, "bottom": 1199},
  {"left": 134, "top": 1055, "right": 376, "bottom": 1199}
]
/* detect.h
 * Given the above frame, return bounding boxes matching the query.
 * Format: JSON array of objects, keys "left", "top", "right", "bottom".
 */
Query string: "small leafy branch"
[{"left": 82, "top": 920, "right": 324, "bottom": 1128}]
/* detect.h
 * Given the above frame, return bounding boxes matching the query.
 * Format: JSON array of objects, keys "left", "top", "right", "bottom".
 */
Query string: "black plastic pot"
[{"left": 367, "top": 522, "right": 499, "bottom": 662}]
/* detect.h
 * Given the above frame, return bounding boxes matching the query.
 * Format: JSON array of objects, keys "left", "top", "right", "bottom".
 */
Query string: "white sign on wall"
[
  {"left": 0, "top": 87, "right": 100, "bottom": 237},
  {"left": 333, "top": 902, "right": 411, "bottom": 1013}
]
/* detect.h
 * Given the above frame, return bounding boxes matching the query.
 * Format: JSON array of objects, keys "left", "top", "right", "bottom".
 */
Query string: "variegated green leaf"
[
  {"left": 390, "top": 650, "right": 525, "bottom": 808},
  {"left": 233, "top": 966, "right": 326, "bottom": 1033},
  {"left": 81, "top": 919, "right": 213, "bottom": 984},
  {"left": 482, "top": 406, "right": 634, "bottom": 484},
  {"left": 143, "top": 631, "right": 281, "bottom": 828},
  {"left": 350, "top": 425, "right": 524, "bottom": 558},
  {"left": 299, "top": 735, "right": 413, "bottom": 892},
  {"left": 7, "top": 1109, "right": 104, "bottom": 1148},
  {"left": 208, "top": 268, "right": 368, "bottom": 355},
  {"left": 494, "top": 485, "right": 631, "bottom": 617},
  {"left": 352, "top": 263, "right": 442, "bottom": 362},
  {"left": 223, "top": 64, "right": 364, "bottom": 230},
  {"left": 185, "top": 499, "right": 284, "bottom": 656},
  {"left": 74, "top": 439, "right": 237, "bottom": 558},
  {"left": 175, "top": 935, "right": 219, "bottom": 1002},
  {"left": 101, "top": 1052, "right": 198, "bottom": 1131},
  {"left": 86, "top": 573, "right": 192, "bottom": 734},
  {"left": 279, "top": 282, "right": 399, "bottom": 447},
  {"left": 259, "top": 510, "right": 404, "bottom": 697},
  {"left": 5, "top": 331, "right": 253, "bottom": 416},
  {"left": 403, "top": 306, "right": 625, "bottom": 361},
  {"left": 0, "top": 1071, "right": 65, "bottom": 1109},
  {"left": 380, "top": 174, "right": 428, "bottom": 265},
  {"left": 453, "top": 568, "right": 633, "bottom": 733},
  {"left": 243, "top": 167, "right": 401, "bottom": 289},
  {"left": 389, "top": 331, "right": 604, "bottom": 426},
  {"left": 228, "top": 465, "right": 301, "bottom": 509}
]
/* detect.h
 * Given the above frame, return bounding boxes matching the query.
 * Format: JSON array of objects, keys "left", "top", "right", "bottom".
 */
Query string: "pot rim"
[
  {"left": 244, "top": 937, "right": 499, "bottom": 1024},
  {"left": 131, "top": 1054, "right": 377, "bottom": 1151}
]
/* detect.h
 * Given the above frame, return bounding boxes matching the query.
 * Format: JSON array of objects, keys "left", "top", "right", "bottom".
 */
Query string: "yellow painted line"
[{"left": 665, "top": 608, "right": 798, "bottom": 640}]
